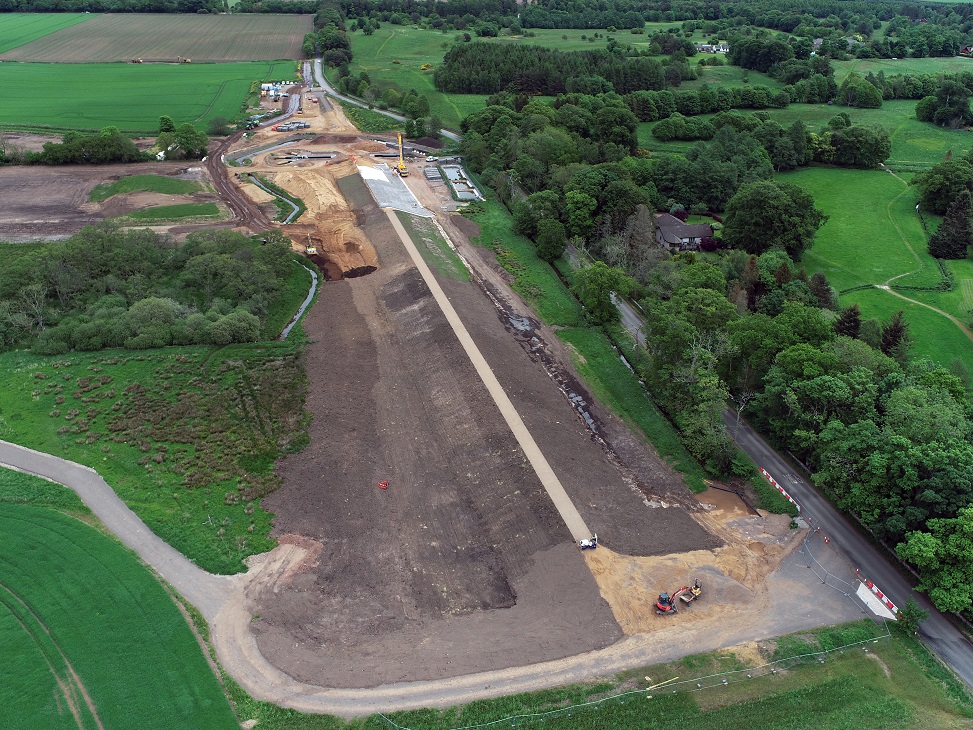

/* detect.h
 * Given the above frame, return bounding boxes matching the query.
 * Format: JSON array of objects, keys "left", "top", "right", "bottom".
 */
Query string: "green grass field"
[
  {"left": 336, "top": 99, "right": 401, "bottom": 132},
  {"left": 0, "top": 469, "right": 237, "bottom": 729},
  {"left": 90, "top": 174, "right": 202, "bottom": 202},
  {"left": 125, "top": 202, "right": 222, "bottom": 221},
  {"left": 0, "top": 12, "right": 93, "bottom": 54},
  {"left": 639, "top": 100, "right": 968, "bottom": 167},
  {"left": 0, "top": 60, "right": 297, "bottom": 133},
  {"left": 345, "top": 27, "right": 489, "bottom": 129},
  {"left": 834, "top": 56, "right": 973, "bottom": 84},
  {"left": 784, "top": 166, "right": 973, "bottom": 375}
]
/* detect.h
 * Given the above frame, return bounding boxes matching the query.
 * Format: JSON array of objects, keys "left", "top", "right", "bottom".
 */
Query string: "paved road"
[
  {"left": 310, "top": 60, "right": 462, "bottom": 143},
  {"left": 727, "top": 415, "right": 973, "bottom": 689},
  {"left": 614, "top": 295, "right": 973, "bottom": 689}
]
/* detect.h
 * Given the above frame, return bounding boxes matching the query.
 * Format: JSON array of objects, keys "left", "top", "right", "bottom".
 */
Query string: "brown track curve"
[{"left": 204, "top": 133, "right": 274, "bottom": 233}]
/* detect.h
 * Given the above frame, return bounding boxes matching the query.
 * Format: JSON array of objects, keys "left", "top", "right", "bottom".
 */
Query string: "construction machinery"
[
  {"left": 673, "top": 579, "right": 702, "bottom": 605},
  {"left": 396, "top": 132, "right": 409, "bottom": 177},
  {"left": 655, "top": 593, "right": 678, "bottom": 615}
]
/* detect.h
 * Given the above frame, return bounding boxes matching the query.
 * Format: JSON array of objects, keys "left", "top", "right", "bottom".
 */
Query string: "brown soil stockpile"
[{"left": 271, "top": 166, "right": 378, "bottom": 279}]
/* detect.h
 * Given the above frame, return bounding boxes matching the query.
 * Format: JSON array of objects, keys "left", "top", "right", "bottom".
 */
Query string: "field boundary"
[{"left": 375, "top": 624, "right": 892, "bottom": 730}]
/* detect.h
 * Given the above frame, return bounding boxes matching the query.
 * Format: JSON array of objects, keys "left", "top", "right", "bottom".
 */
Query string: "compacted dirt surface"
[
  {"left": 0, "top": 160, "right": 213, "bottom": 241},
  {"left": 201, "top": 99, "right": 725, "bottom": 687}
]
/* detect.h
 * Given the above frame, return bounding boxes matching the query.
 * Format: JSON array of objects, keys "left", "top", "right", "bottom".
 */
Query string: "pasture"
[
  {"left": 0, "top": 12, "right": 92, "bottom": 54},
  {"left": 639, "top": 100, "right": 967, "bottom": 168},
  {"left": 0, "top": 61, "right": 297, "bottom": 133},
  {"left": 834, "top": 56, "right": 973, "bottom": 84},
  {"left": 0, "top": 13, "right": 311, "bottom": 62},
  {"left": 784, "top": 166, "right": 973, "bottom": 376},
  {"left": 0, "top": 493, "right": 237, "bottom": 728}
]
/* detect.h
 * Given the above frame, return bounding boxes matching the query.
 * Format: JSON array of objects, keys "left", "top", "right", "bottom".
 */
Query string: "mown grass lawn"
[
  {"left": 784, "top": 166, "right": 973, "bottom": 376},
  {"left": 0, "top": 469, "right": 237, "bottom": 729},
  {"left": 844, "top": 286, "right": 973, "bottom": 377},
  {"left": 783, "top": 167, "right": 931, "bottom": 291}
]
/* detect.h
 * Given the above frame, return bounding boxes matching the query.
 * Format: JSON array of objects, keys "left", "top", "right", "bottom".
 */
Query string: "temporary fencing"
[{"left": 374, "top": 624, "right": 891, "bottom": 730}]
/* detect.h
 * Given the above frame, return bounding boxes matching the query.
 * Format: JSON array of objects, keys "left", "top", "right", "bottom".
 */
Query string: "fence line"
[{"left": 375, "top": 622, "right": 891, "bottom": 730}]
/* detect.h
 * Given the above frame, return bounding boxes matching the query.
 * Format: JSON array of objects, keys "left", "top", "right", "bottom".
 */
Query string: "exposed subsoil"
[
  {"left": 0, "top": 161, "right": 209, "bottom": 241},
  {"left": 253, "top": 163, "right": 720, "bottom": 686}
]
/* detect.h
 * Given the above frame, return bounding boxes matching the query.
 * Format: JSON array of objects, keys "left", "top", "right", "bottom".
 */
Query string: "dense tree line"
[
  {"left": 0, "top": 226, "right": 294, "bottom": 354},
  {"left": 458, "top": 83, "right": 972, "bottom": 612},
  {"left": 435, "top": 43, "right": 671, "bottom": 96}
]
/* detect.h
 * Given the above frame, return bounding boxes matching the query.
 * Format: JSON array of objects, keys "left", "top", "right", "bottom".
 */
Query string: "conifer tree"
[
  {"left": 928, "top": 189, "right": 973, "bottom": 259},
  {"left": 834, "top": 304, "right": 862, "bottom": 338}
]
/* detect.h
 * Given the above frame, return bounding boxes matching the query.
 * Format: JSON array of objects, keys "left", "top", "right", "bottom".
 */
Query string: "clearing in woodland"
[
  {"left": 0, "top": 468, "right": 237, "bottom": 729},
  {"left": 0, "top": 13, "right": 311, "bottom": 62}
]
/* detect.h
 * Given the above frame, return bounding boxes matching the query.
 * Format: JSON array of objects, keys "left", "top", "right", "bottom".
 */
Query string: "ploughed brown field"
[{"left": 0, "top": 13, "right": 311, "bottom": 62}]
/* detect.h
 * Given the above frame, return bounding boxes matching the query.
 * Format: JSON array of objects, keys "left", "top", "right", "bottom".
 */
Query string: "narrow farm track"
[{"left": 877, "top": 285, "right": 973, "bottom": 344}]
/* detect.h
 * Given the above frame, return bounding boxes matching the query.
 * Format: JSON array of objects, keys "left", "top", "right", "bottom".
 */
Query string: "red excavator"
[
  {"left": 657, "top": 579, "right": 702, "bottom": 615},
  {"left": 655, "top": 592, "right": 678, "bottom": 615}
]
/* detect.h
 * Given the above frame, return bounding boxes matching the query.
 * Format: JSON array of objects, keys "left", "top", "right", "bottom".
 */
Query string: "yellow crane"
[{"left": 397, "top": 132, "right": 409, "bottom": 177}]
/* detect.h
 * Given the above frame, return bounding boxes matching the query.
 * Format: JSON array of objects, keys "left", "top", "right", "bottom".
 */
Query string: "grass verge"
[
  {"left": 218, "top": 620, "right": 970, "bottom": 729},
  {"left": 336, "top": 98, "right": 401, "bottom": 133},
  {"left": 396, "top": 212, "right": 469, "bottom": 281},
  {"left": 565, "top": 324, "right": 709, "bottom": 493},
  {"left": 461, "top": 193, "right": 710, "bottom": 492}
]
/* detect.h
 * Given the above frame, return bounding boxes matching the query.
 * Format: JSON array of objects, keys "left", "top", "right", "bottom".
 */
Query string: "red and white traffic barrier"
[
  {"left": 864, "top": 579, "right": 899, "bottom": 615},
  {"left": 759, "top": 468, "right": 801, "bottom": 512}
]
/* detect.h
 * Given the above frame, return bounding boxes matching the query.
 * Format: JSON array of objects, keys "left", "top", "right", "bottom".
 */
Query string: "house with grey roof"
[{"left": 655, "top": 214, "right": 713, "bottom": 252}]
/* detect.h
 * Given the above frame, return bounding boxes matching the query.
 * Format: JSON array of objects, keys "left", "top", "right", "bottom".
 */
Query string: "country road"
[
  {"left": 614, "top": 296, "right": 973, "bottom": 690},
  {"left": 310, "top": 60, "right": 462, "bottom": 143}
]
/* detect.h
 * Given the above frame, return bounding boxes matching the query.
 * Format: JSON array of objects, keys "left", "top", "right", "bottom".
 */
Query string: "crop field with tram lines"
[
  {"left": 0, "top": 12, "right": 93, "bottom": 54},
  {"left": 0, "top": 60, "right": 297, "bottom": 133},
  {"left": 0, "top": 13, "right": 311, "bottom": 62}
]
